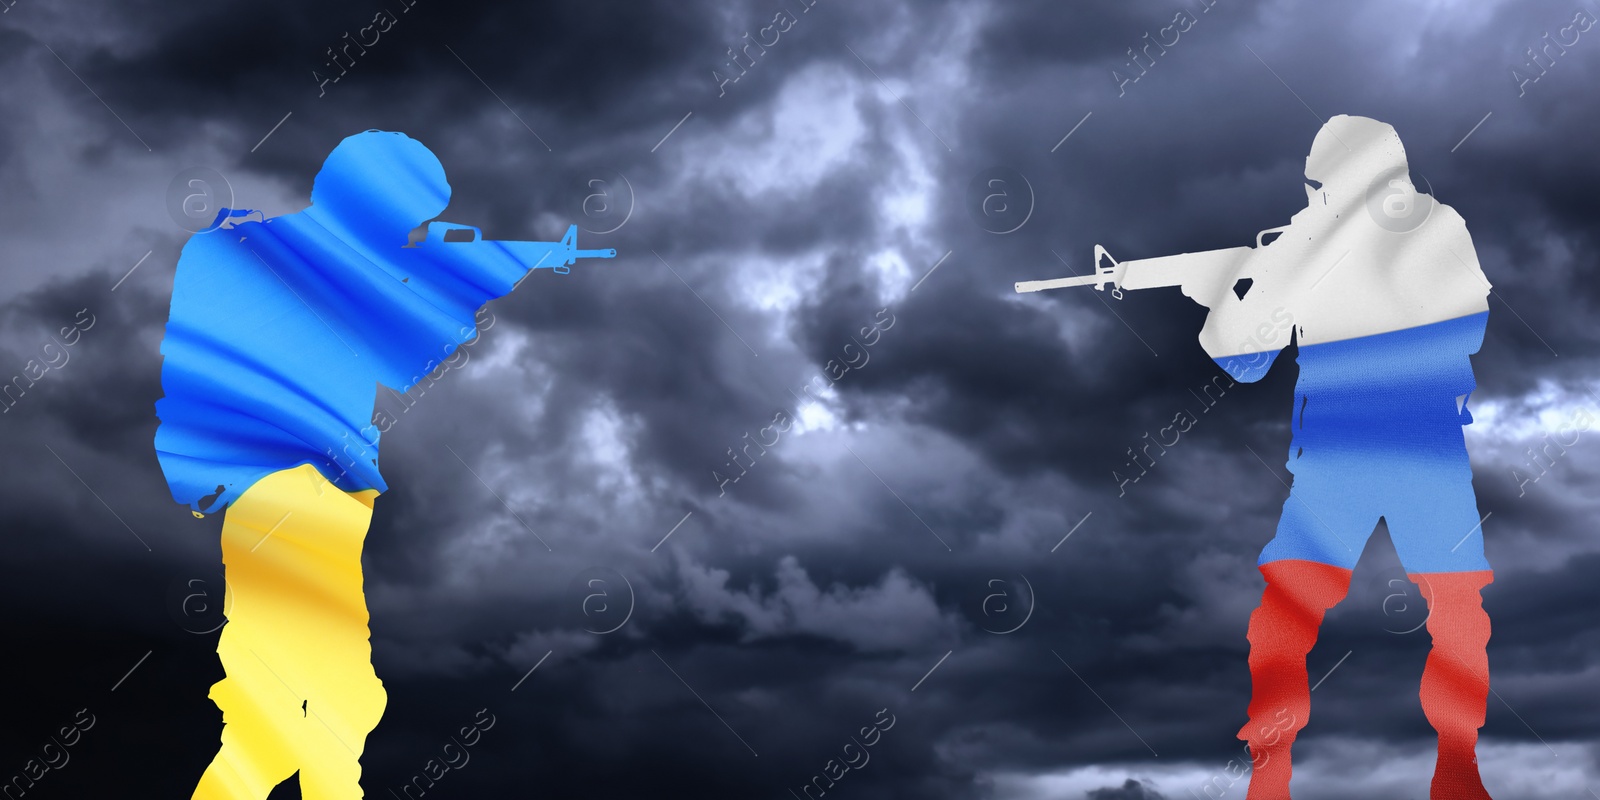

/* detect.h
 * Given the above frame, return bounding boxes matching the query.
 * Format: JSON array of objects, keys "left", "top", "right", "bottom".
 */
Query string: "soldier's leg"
[
  {"left": 292, "top": 484, "right": 387, "bottom": 800},
  {"left": 195, "top": 466, "right": 387, "bottom": 800},
  {"left": 297, "top": 660, "right": 387, "bottom": 799},
  {"left": 192, "top": 491, "right": 309, "bottom": 800},
  {"left": 1239, "top": 481, "right": 1370, "bottom": 799},
  {"left": 192, "top": 656, "right": 303, "bottom": 799},
  {"left": 1238, "top": 560, "right": 1352, "bottom": 798},
  {"left": 1388, "top": 468, "right": 1493, "bottom": 800},
  {"left": 1408, "top": 571, "right": 1493, "bottom": 800}
]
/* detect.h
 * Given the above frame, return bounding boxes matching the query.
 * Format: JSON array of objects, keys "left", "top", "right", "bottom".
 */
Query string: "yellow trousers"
[{"left": 193, "top": 464, "right": 386, "bottom": 800}]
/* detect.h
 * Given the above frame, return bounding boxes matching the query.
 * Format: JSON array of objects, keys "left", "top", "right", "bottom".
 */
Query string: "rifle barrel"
[{"left": 1014, "top": 274, "right": 1101, "bottom": 293}]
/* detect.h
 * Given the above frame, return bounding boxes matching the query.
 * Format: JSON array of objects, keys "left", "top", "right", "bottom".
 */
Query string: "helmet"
[
  {"left": 1304, "top": 115, "right": 1408, "bottom": 194},
  {"left": 309, "top": 130, "right": 451, "bottom": 229}
]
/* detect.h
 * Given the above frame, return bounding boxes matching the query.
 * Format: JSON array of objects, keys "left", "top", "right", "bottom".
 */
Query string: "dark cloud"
[
  {"left": 1087, "top": 778, "right": 1168, "bottom": 800},
  {"left": 2, "top": 0, "right": 1600, "bottom": 798}
]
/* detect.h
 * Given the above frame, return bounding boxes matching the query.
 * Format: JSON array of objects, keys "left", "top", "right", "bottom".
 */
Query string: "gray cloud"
[{"left": 3, "top": 0, "right": 1599, "bottom": 797}]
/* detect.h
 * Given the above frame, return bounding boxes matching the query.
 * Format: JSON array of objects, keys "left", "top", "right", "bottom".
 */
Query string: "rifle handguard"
[{"left": 1012, "top": 244, "right": 1126, "bottom": 296}]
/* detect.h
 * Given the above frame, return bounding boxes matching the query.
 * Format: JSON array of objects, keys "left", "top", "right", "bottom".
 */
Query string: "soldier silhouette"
[
  {"left": 1019, "top": 115, "right": 1495, "bottom": 799},
  {"left": 155, "top": 130, "right": 612, "bottom": 799}
]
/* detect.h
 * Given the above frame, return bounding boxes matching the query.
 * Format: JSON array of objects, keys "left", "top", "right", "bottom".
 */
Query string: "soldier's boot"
[
  {"left": 1411, "top": 571, "right": 1495, "bottom": 800},
  {"left": 1237, "top": 560, "right": 1353, "bottom": 800}
]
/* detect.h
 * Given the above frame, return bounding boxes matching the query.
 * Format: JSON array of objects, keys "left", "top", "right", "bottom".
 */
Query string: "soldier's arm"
[{"left": 1194, "top": 225, "right": 1304, "bottom": 383}]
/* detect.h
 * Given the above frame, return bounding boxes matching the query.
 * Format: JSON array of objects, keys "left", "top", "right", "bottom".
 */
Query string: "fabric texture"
[
  {"left": 192, "top": 464, "right": 385, "bottom": 800},
  {"left": 154, "top": 131, "right": 526, "bottom": 514}
]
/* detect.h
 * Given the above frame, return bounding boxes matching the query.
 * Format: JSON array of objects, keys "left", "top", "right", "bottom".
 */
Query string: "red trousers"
[{"left": 1238, "top": 560, "right": 1493, "bottom": 799}]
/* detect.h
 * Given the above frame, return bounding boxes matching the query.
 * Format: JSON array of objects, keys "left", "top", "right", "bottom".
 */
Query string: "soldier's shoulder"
[
  {"left": 1426, "top": 197, "right": 1469, "bottom": 227},
  {"left": 178, "top": 212, "right": 295, "bottom": 255}
]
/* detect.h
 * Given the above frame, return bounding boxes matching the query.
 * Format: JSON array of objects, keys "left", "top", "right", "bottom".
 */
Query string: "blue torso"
[
  {"left": 155, "top": 211, "right": 525, "bottom": 514},
  {"left": 1285, "top": 311, "right": 1486, "bottom": 472}
]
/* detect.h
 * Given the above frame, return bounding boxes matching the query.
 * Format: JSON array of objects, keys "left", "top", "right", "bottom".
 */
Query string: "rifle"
[
  {"left": 1015, "top": 226, "right": 1289, "bottom": 302},
  {"left": 412, "top": 221, "right": 616, "bottom": 274}
]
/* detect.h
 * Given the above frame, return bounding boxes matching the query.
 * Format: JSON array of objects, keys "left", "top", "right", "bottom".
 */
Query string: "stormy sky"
[{"left": 3, "top": 0, "right": 1599, "bottom": 797}]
